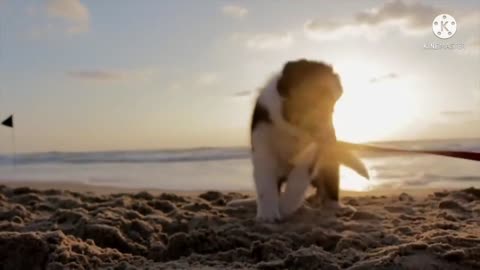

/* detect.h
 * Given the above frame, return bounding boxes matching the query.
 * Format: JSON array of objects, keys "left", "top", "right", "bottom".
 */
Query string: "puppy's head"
[{"left": 277, "top": 59, "right": 342, "bottom": 136}]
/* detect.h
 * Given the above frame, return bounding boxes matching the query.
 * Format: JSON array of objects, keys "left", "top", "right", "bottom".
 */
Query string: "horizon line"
[{"left": 0, "top": 136, "right": 479, "bottom": 156}]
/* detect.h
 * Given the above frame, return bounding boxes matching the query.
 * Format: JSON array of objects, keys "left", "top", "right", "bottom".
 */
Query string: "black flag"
[{"left": 2, "top": 115, "right": 13, "bottom": 128}]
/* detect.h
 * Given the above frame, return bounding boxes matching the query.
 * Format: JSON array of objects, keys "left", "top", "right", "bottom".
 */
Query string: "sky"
[{"left": 0, "top": 0, "right": 479, "bottom": 153}]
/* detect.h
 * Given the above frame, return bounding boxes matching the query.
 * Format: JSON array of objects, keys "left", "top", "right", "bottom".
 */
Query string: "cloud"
[
  {"left": 457, "top": 37, "right": 480, "bottom": 56},
  {"left": 232, "top": 90, "right": 253, "bottom": 97},
  {"left": 440, "top": 110, "right": 473, "bottom": 117},
  {"left": 463, "top": 10, "right": 480, "bottom": 26},
  {"left": 46, "top": 0, "right": 90, "bottom": 34},
  {"left": 438, "top": 110, "right": 478, "bottom": 124},
  {"left": 247, "top": 33, "right": 294, "bottom": 50},
  {"left": 221, "top": 4, "right": 248, "bottom": 19},
  {"left": 232, "top": 32, "right": 294, "bottom": 50},
  {"left": 196, "top": 73, "right": 219, "bottom": 85},
  {"left": 354, "top": 0, "right": 437, "bottom": 29},
  {"left": 67, "top": 70, "right": 124, "bottom": 81},
  {"left": 305, "top": 0, "right": 442, "bottom": 41},
  {"left": 165, "top": 72, "right": 220, "bottom": 92},
  {"left": 304, "top": 20, "right": 367, "bottom": 41},
  {"left": 67, "top": 68, "right": 159, "bottom": 82},
  {"left": 438, "top": 88, "right": 480, "bottom": 121},
  {"left": 369, "top": 73, "right": 398, "bottom": 83},
  {"left": 470, "top": 38, "right": 480, "bottom": 49},
  {"left": 167, "top": 82, "right": 182, "bottom": 92},
  {"left": 473, "top": 89, "right": 480, "bottom": 107}
]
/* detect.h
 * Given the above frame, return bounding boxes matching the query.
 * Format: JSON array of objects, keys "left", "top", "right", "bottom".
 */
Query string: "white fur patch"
[
  {"left": 251, "top": 125, "right": 282, "bottom": 222},
  {"left": 257, "top": 75, "right": 302, "bottom": 138},
  {"left": 251, "top": 76, "right": 321, "bottom": 221}
]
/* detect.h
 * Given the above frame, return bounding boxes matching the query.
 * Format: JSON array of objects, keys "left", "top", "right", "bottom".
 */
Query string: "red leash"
[{"left": 338, "top": 141, "right": 480, "bottom": 162}]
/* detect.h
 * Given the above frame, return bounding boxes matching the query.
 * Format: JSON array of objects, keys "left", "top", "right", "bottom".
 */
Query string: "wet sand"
[{"left": 0, "top": 183, "right": 479, "bottom": 269}]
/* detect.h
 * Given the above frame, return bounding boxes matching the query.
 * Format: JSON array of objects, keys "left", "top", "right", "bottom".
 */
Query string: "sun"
[
  {"left": 332, "top": 63, "right": 420, "bottom": 143},
  {"left": 329, "top": 62, "right": 420, "bottom": 191}
]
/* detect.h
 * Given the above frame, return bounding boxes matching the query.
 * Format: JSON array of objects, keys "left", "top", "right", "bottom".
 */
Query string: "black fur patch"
[
  {"left": 276, "top": 59, "right": 341, "bottom": 131},
  {"left": 277, "top": 59, "right": 335, "bottom": 98},
  {"left": 313, "top": 163, "right": 340, "bottom": 201},
  {"left": 251, "top": 102, "right": 271, "bottom": 131}
]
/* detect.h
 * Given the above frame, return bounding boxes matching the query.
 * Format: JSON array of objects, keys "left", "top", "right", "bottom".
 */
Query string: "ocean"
[{"left": 0, "top": 138, "right": 479, "bottom": 191}]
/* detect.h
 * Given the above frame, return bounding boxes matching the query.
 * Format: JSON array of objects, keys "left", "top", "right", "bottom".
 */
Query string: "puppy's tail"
[
  {"left": 337, "top": 148, "right": 370, "bottom": 179},
  {"left": 305, "top": 143, "right": 369, "bottom": 180}
]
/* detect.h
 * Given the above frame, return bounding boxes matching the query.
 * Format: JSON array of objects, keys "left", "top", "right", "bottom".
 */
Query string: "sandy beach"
[{"left": 0, "top": 182, "right": 478, "bottom": 270}]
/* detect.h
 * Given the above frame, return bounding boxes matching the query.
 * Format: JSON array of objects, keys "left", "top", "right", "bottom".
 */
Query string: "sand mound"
[{"left": 0, "top": 185, "right": 479, "bottom": 269}]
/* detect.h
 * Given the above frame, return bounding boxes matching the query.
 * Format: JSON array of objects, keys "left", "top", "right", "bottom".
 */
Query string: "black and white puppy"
[{"left": 251, "top": 59, "right": 368, "bottom": 222}]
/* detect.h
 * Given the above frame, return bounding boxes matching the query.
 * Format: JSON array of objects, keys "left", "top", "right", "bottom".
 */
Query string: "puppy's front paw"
[
  {"left": 306, "top": 194, "right": 323, "bottom": 208},
  {"left": 256, "top": 205, "right": 282, "bottom": 223},
  {"left": 324, "top": 200, "right": 357, "bottom": 215}
]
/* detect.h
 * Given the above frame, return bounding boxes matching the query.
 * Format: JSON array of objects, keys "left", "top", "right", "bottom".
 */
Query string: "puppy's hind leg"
[
  {"left": 321, "top": 163, "right": 357, "bottom": 212},
  {"left": 322, "top": 161, "right": 340, "bottom": 202}
]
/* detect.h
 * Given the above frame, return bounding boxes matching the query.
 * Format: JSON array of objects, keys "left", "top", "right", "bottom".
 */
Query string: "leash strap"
[{"left": 338, "top": 141, "right": 480, "bottom": 162}]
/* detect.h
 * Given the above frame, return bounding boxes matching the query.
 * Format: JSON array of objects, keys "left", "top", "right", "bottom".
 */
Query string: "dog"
[{"left": 250, "top": 59, "right": 369, "bottom": 222}]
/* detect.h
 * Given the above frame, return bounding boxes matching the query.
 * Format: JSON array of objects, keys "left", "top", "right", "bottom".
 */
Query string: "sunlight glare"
[
  {"left": 340, "top": 166, "right": 373, "bottom": 192},
  {"left": 333, "top": 62, "right": 420, "bottom": 142}
]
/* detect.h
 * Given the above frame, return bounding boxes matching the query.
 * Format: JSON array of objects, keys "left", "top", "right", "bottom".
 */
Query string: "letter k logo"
[{"left": 432, "top": 14, "right": 457, "bottom": 39}]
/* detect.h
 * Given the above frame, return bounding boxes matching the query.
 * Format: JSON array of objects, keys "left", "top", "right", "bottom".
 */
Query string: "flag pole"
[
  {"left": 11, "top": 125, "right": 16, "bottom": 168},
  {"left": 1, "top": 115, "right": 15, "bottom": 167}
]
